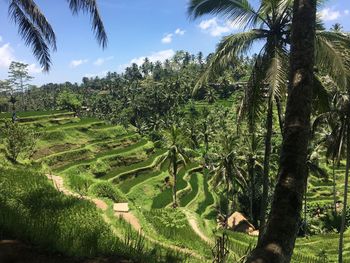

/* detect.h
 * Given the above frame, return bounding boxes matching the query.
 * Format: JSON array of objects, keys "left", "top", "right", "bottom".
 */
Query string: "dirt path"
[
  {"left": 46, "top": 174, "right": 108, "bottom": 211},
  {"left": 184, "top": 212, "right": 213, "bottom": 245},
  {"left": 115, "top": 212, "right": 142, "bottom": 232},
  {"left": 46, "top": 174, "right": 205, "bottom": 260},
  {"left": 188, "top": 218, "right": 212, "bottom": 244}
]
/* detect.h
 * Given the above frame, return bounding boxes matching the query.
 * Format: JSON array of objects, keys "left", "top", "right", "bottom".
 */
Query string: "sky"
[{"left": 0, "top": 0, "right": 349, "bottom": 86}]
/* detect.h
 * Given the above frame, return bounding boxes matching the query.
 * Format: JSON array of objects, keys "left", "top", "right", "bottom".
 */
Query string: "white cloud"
[
  {"left": 130, "top": 49, "right": 175, "bottom": 66},
  {"left": 345, "top": 10, "right": 349, "bottom": 15},
  {"left": 161, "top": 33, "right": 173, "bottom": 44},
  {"left": 198, "top": 18, "right": 238, "bottom": 37},
  {"left": 28, "top": 63, "right": 42, "bottom": 74},
  {"left": 69, "top": 59, "right": 88, "bottom": 68},
  {"left": 175, "top": 28, "right": 186, "bottom": 35},
  {"left": 0, "top": 43, "right": 15, "bottom": 68},
  {"left": 93, "top": 56, "right": 114, "bottom": 66},
  {"left": 318, "top": 8, "right": 341, "bottom": 21},
  {"left": 84, "top": 70, "right": 108, "bottom": 78},
  {"left": 0, "top": 36, "right": 3, "bottom": 42}
]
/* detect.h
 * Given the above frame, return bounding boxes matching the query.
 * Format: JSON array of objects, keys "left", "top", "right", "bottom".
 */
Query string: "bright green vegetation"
[
  {"left": 143, "top": 209, "right": 212, "bottom": 256},
  {"left": 0, "top": 166, "right": 174, "bottom": 262},
  {"left": 1, "top": 105, "right": 350, "bottom": 262},
  {"left": 180, "top": 173, "right": 200, "bottom": 207}
]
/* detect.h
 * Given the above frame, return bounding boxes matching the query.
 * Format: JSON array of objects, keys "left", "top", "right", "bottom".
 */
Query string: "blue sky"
[{"left": 0, "top": 0, "right": 349, "bottom": 85}]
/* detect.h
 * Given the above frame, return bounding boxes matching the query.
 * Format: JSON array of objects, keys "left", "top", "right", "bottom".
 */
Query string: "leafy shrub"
[
  {"left": 1, "top": 120, "right": 38, "bottom": 162},
  {"left": 89, "top": 182, "right": 125, "bottom": 202},
  {"left": 90, "top": 159, "right": 110, "bottom": 177},
  {"left": 322, "top": 211, "right": 342, "bottom": 232},
  {"left": 42, "top": 130, "right": 66, "bottom": 141},
  {"left": 68, "top": 174, "right": 94, "bottom": 196}
]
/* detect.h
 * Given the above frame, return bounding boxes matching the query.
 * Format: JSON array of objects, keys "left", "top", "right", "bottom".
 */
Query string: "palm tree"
[
  {"left": 241, "top": 132, "right": 264, "bottom": 226},
  {"left": 313, "top": 91, "right": 349, "bottom": 213},
  {"left": 212, "top": 134, "right": 247, "bottom": 220},
  {"left": 245, "top": 0, "right": 317, "bottom": 261},
  {"left": 188, "top": 0, "right": 350, "bottom": 233},
  {"left": 159, "top": 126, "right": 188, "bottom": 208},
  {"left": 7, "top": 0, "right": 107, "bottom": 71},
  {"left": 303, "top": 143, "right": 328, "bottom": 235},
  {"left": 339, "top": 113, "right": 349, "bottom": 263}
]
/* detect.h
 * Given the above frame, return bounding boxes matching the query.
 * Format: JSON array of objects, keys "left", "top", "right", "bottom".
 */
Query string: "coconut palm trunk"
[
  {"left": 338, "top": 112, "right": 350, "bottom": 263},
  {"left": 172, "top": 153, "right": 178, "bottom": 208},
  {"left": 259, "top": 99, "right": 273, "bottom": 239},
  {"left": 333, "top": 159, "right": 337, "bottom": 214},
  {"left": 248, "top": 152, "right": 256, "bottom": 225},
  {"left": 276, "top": 97, "right": 284, "bottom": 136},
  {"left": 246, "top": 0, "right": 317, "bottom": 262}
]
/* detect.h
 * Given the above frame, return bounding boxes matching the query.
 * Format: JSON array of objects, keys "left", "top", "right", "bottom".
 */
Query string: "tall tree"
[
  {"left": 246, "top": 0, "right": 317, "bottom": 262},
  {"left": 160, "top": 126, "right": 188, "bottom": 208},
  {"left": 7, "top": 0, "right": 107, "bottom": 71},
  {"left": 212, "top": 134, "right": 247, "bottom": 218},
  {"left": 188, "top": 0, "right": 350, "bottom": 233},
  {"left": 8, "top": 61, "right": 33, "bottom": 111},
  {"left": 339, "top": 101, "right": 349, "bottom": 263}
]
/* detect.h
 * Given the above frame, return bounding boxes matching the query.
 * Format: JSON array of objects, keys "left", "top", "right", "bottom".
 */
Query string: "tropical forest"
[{"left": 0, "top": 0, "right": 350, "bottom": 262}]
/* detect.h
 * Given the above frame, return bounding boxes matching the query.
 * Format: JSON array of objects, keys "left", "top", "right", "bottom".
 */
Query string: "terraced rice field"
[{"left": 2, "top": 111, "right": 349, "bottom": 262}]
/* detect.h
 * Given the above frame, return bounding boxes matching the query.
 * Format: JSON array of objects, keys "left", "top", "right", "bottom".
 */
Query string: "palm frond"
[
  {"left": 259, "top": 0, "right": 292, "bottom": 25},
  {"left": 194, "top": 30, "right": 264, "bottom": 92},
  {"left": 315, "top": 31, "right": 350, "bottom": 91},
  {"left": 8, "top": 2, "right": 51, "bottom": 71},
  {"left": 312, "top": 75, "right": 331, "bottom": 114},
  {"left": 188, "top": 0, "right": 266, "bottom": 28},
  {"left": 264, "top": 46, "right": 289, "bottom": 101},
  {"left": 67, "top": 0, "right": 108, "bottom": 48},
  {"left": 15, "top": 0, "right": 56, "bottom": 51},
  {"left": 242, "top": 51, "right": 267, "bottom": 128}
]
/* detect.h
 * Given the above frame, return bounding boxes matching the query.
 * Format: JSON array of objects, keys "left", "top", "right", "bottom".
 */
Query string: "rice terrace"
[{"left": 0, "top": 0, "right": 350, "bottom": 262}]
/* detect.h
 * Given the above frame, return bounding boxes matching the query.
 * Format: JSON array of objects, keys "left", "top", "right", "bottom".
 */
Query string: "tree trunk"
[
  {"left": 248, "top": 152, "right": 256, "bottom": 225},
  {"left": 304, "top": 168, "right": 308, "bottom": 236},
  {"left": 338, "top": 114, "right": 349, "bottom": 263},
  {"left": 246, "top": 0, "right": 316, "bottom": 262},
  {"left": 259, "top": 99, "right": 273, "bottom": 240},
  {"left": 172, "top": 155, "right": 178, "bottom": 208},
  {"left": 333, "top": 159, "right": 337, "bottom": 214},
  {"left": 276, "top": 96, "right": 284, "bottom": 136}
]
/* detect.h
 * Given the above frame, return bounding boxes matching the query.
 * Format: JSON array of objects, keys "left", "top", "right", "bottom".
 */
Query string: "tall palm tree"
[
  {"left": 212, "top": 134, "right": 247, "bottom": 219},
  {"left": 245, "top": 0, "right": 317, "bottom": 261},
  {"left": 339, "top": 111, "right": 349, "bottom": 263},
  {"left": 303, "top": 143, "right": 328, "bottom": 235},
  {"left": 188, "top": 0, "right": 350, "bottom": 235},
  {"left": 7, "top": 0, "right": 107, "bottom": 71},
  {"left": 159, "top": 126, "right": 188, "bottom": 208},
  {"left": 313, "top": 91, "right": 349, "bottom": 213}
]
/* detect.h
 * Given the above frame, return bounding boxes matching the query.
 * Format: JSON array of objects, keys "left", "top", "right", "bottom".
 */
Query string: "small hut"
[{"left": 227, "top": 212, "right": 256, "bottom": 235}]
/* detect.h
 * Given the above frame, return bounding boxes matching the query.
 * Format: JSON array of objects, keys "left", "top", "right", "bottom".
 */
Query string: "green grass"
[
  {"left": 196, "top": 172, "right": 214, "bottom": 216},
  {"left": 151, "top": 164, "right": 199, "bottom": 209},
  {"left": 0, "top": 110, "right": 70, "bottom": 119},
  {"left": 45, "top": 117, "right": 103, "bottom": 131},
  {"left": 119, "top": 168, "right": 165, "bottom": 194},
  {"left": 106, "top": 148, "right": 166, "bottom": 181},
  {"left": 0, "top": 166, "right": 124, "bottom": 258},
  {"left": 55, "top": 139, "right": 149, "bottom": 173},
  {"left": 180, "top": 173, "right": 199, "bottom": 207},
  {"left": 143, "top": 209, "right": 212, "bottom": 257}
]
